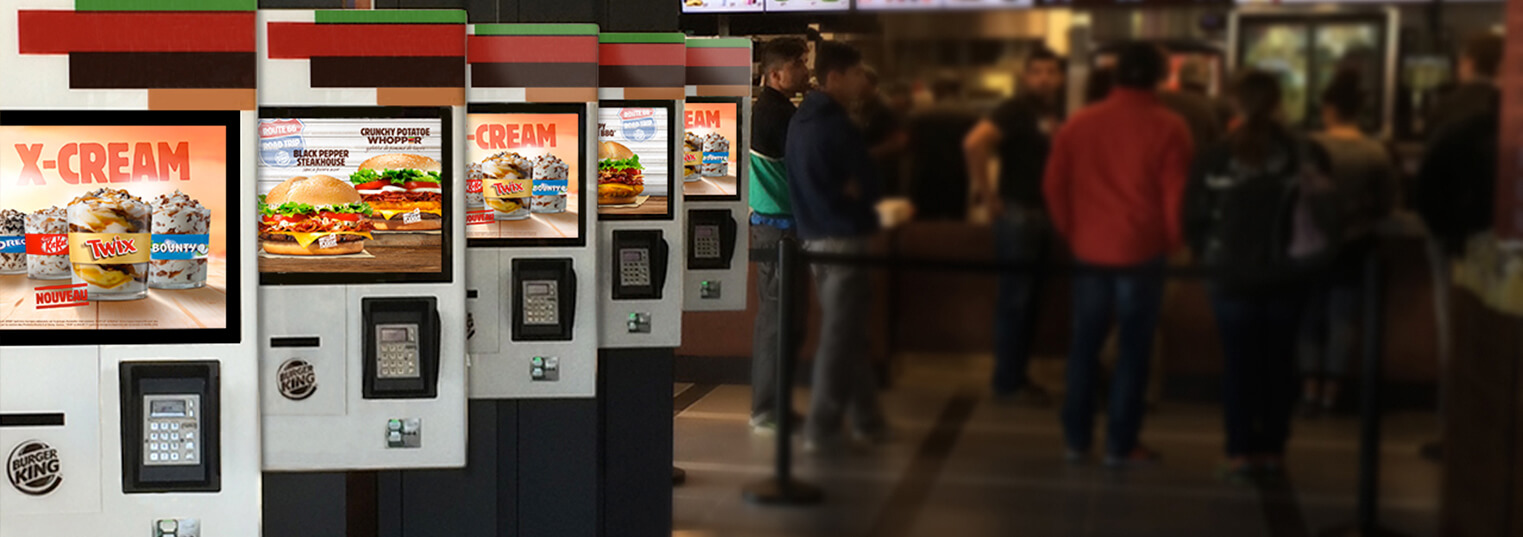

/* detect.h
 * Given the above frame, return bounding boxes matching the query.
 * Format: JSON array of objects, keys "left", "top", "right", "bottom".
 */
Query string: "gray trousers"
[
  {"left": 802, "top": 237, "right": 886, "bottom": 440},
  {"left": 750, "top": 223, "right": 801, "bottom": 419}
]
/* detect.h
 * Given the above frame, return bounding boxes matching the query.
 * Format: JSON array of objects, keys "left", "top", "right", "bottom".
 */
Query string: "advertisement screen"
[
  {"left": 683, "top": 0, "right": 765, "bottom": 12},
  {"left": 0, "top": 110, "right": 241, "bottom": 343},
  {"left": 682, "top": 99, "right": 742, "bottom": 200},
  {"left": 466, "top": 104, "right": 587, "bottom": 246},
  {"left": 258, "top": 107, "right": 452, "bottom": 285},
  {"left": 598, "top": 102, "right": 675, "bottom": 220},
  {"left": 856, "top": 0, "right": 942, "bottom": 10},
  {"left": 764, "top": 0, "right": 847, "bottom": 11}
]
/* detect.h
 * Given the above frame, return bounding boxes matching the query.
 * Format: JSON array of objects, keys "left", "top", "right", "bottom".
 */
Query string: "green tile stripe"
[
  {"left": 599, "top": 33, "right": 685, "bottom": 45},
  {"left": 315, "top": 10, "right": 465, "bottom": 25},
  {"left": 474, "top": 23, "right": 598, "bottom": 36},
  {"left": 686, "top": 38, "right": 751, "bottom": 49},
  {"left": 76, "top": 0, "right": 254, "bottom": 10}
]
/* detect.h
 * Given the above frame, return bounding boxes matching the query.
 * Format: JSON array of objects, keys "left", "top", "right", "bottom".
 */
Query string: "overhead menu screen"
[
  {"left": 682, "top": 0, "right": 765, "bottom": 12},
  {"left": 682, "top": 99, "right": 742, "bottom": 200},
  {"left": 0, "top": 110, "right": 241, "bottom": 344},
  {"left": 466, "top": 104, "right": 588, "bottom": 246},
  {"left": 857, "top": 0, "right": 942, "bottom": 9},
  {"left": 258, "top": 107, "right": 453, "bottom": 285},
  {"left": 764, "top": 0, "right": 847, "bottom": 11},
  {"left": 598, "top": 102, "right": 675, "bottom": 220}
]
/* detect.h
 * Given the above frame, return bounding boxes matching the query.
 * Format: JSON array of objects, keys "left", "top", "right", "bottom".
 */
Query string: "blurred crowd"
[{"left": 745, "top": 33, "right": 1502, "bottom": 483}]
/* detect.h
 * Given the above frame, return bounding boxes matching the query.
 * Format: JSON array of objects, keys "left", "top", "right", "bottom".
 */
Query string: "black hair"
[
  {"left": 1115, "top": 42, "right": 1166, "bottom": 89},
  {"left": 1321, "top": 68, "right": 1363, "bottom": 123},
  {"left": 1084, "top": 67, "right": 1115, "bottom": 104},
  {"left": 1464, "top": 33, "right": 1503, "bottom": 78},
  {"left": 1230, "top": 69, "right": 1288, "bottom": 167},
  {"left": 814, "top": 41, "right": 863, "bottom": 86},
  {"left": 758, "top": 38, "right": 808, "bottom": 77},
  {"left": 1026, "top": 46, "right": 1065, "bottom": 72}
]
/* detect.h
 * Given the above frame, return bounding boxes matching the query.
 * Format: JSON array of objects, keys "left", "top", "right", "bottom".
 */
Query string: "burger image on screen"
[
  {"left": 598, "top": 141, "right": 645, "bottom": 205},
  {"left": 348, "top": 153, "right": 443, "bottom": 231},
  {"left": 259, "top": 175, "right": 376, "bottom": 256}
]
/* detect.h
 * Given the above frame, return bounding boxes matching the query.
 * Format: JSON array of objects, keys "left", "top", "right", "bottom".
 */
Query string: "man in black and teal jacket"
[{"left": 747, "top": 38, "right": 810, "bottom": 434}]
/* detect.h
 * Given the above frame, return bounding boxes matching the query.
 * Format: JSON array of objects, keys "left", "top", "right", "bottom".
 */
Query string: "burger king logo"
[
  {"left": 7, "top": 440, "right": 62, "bottom": 496},
  {"left": 277, "top": 359, "right": 318, "bottom": 401}
]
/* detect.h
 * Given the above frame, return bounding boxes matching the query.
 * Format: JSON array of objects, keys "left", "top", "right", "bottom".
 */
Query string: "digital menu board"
[
  {"left": 682, "top": 0, "right": 765, "bottom": 13},
  {"left": 856, "top": 0, "right": 941, "bottom": 10},
  {"left": 943, "top": 0, "right": 1034, "bottom": 8},
  {"left": 0, "top": 110, "right": 241, "bottom": 343},
  {"left": 466, "top": 104, "right": 587, "bottom": 246},
  {"left": 764, "top": 0, "right": 848, "bottom": 11},
  {"left": 598, "top": 102, "right": 676, "bottom": 220},
  {"left": 682, "top": 99, "right": 742, "bottom": 200},
  {"left": 258, "top": 107, "right": 452, "bottom": 284}
]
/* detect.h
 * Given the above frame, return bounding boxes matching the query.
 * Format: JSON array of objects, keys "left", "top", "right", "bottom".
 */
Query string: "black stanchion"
[
  {"left": 743, "top": 236, "right": 824, "bottom": 506},
  {"left": 1318, "top": 252, "right": 1409, "bottom": 537}
]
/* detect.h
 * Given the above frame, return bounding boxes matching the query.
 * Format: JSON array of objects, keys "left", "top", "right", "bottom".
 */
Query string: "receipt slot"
[{"left": 681, "top": 41, "right": 754, "bottom": 312}]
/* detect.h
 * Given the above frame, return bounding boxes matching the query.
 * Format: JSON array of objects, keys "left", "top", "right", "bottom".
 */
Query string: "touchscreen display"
[
  {"left": 0, "top": 111, "right": 237, "bottom": 336},
  {"left": 597, "top": 104, "right": 673, "bottom": 219},
  {"left": 466, "top": 106, "right": 585, "bottom": 244},
  {"left": 682, "top": 100, "right": 741, "bottom": 199}
]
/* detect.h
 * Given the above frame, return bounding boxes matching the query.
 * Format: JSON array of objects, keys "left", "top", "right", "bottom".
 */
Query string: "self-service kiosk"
[
  {"left": 254, "top": 5, "right": 468, "bottom": 516},
  {"left": 0, "top": 3, "right": 260, "bottom": 535},
  {"left": 681, "top": 38, "right": 753, "bottom": 311}
]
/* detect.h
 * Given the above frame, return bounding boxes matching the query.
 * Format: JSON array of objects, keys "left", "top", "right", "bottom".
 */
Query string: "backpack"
[{"left": 1186, "top": 134, "right": 1340, "bottom": 287}]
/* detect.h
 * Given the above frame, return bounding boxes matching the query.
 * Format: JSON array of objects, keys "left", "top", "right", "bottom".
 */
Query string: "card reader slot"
[
  {"left": 0, "top": 413, "right": 65, "bottom": 427},
  {"left": 269, "top": 337, "right": 321, "bottom": 348}
]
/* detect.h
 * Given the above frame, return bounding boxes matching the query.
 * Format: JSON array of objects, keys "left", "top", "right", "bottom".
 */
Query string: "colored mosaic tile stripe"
[
  {"left": 598, "top": 65, "right": 685, "bottom": 89},
  {"left": 599, "top": 43, "right": 685, "bottom": 66},
  {"left": 467, "top": 36, "right": 596, "bottom": 64},
  {"left": 471, "top": 63, "right": 597, "bottom": 88},
  {"left": 70, "top": 52, "right": 255, "bottom": 88},
  {"left": 267, "top": 23, "right": 465, "bottom": 59},
  {"left": 19, "top": 11, "right": 255, "bottom": 54},
  {"left": 598, "top": 32, "right": 685, "bottom": 45},
  {"left": 309, "top": 56, "right": 464, "bottom": 88},
  {"left": 684, "top": 66, "right": 751, "bottom": 87},
  {"left": 313, "top": 10, "right": 465, "bottom": 24},
  {"left": 473, "top": 23, "right": 598, "bottom": 36},
  {"left": 75, "top": 0, "right": 254, "bottom": 11},
  {"left": 686, "top": 46, "right": 751, "bottom": 67}
]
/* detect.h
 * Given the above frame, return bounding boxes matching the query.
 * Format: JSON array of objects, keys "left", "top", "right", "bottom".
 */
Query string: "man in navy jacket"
[{"left": 785, "top": 41, "right": 888, "bottom": 451}]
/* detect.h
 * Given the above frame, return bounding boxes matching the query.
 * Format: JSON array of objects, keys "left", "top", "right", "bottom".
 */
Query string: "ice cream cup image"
[
  {"left": 24, "top": 207, "right": 69, "bottom": 281},
  {"left": 149, "top": 190, "right": 212, "bottom": 290},
  {"left": 0, "top": 209, "right": 26, "bottom": 275},
  {"left": 67, "top": 188, "right": 151, "bottom": 301},
  {"left": 532, "top": 154, "right": 569, "bottom": 214},
  {"left": 479, "top": 152, "right": 532, "bottom": 221}
]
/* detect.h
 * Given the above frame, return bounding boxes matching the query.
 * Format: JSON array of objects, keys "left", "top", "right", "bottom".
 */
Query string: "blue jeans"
[
  {"left": 1061, "top": 260, "right": 1165, "bottom": 456},
  {"left": 992, "top": 209, "right": 1051, "bottom": 394},
  {"left": 1212, "top": 290, "right": 1303, "bottom": 457}
]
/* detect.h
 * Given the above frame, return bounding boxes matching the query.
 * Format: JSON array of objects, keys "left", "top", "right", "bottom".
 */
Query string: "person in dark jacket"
[
  {"left": 1426, "top": 33, "right": 1502, "bottom": 139},
  {"left": 1185, "top": 70, "right": 1331, "bottom": 483},
  {"left": 964, "top": 46, "right": 1066, "bottom": 404},
  {"left": 747, "top": 38, "right": 812, "bottom": 434},
  {"left": 785, "top": 41, "right": 889, "bottom": 452}
]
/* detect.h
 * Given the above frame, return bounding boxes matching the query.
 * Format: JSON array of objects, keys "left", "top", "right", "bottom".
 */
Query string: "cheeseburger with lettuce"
[{"left": 349, "top": 153, "right": 443, "bottom": 231}]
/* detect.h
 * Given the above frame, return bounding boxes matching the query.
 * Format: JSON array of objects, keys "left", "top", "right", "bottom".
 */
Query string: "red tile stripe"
[
  {"left": 598, "top": 43, "right": 685, "bottom": 67},
  {"left": 266, "top": 23, "right": 464, "bottom": 59},
  {"left": 18, "top": 11, "right": 255, "bottom": 54},
  {"left": 685, "top": 47, "right": 750, "bottom": 68},
  {"left": 467, "top": 35, "right": 596, "bottom": 64}
]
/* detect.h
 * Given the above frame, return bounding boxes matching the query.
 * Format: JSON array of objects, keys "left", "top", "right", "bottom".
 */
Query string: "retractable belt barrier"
[{"left": 745, "top": 236, "right": 1400, "bottom": 537}]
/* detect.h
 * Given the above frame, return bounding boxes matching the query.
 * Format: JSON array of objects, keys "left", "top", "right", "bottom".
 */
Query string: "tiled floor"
[{"left": 673, "top": 354, "right": 1441, "bottom": 537}]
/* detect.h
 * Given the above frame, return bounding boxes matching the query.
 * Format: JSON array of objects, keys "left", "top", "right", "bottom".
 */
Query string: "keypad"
[
  {"left": 620, "top": 249, "right": 651, "bottom": 287},
  {"left": 523, "top": 280, "right": 559, "bottom": 326},
  {"left": 694, "top": 226, "right": 721, "bottom": 259},
  {"left": 377, "top": 324, "right": 421, "bottom": 379},
  {"left": 143, "top": 395, "right": 199, "bottom": 467}
]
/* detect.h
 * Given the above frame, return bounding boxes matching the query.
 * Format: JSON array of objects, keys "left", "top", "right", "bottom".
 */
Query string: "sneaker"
[
  {"left": 750, "top": 411, "right": 805, "bottom": 436},
  {"left": 1104, "top": 446, "right": 1161, "bottom": 468}
]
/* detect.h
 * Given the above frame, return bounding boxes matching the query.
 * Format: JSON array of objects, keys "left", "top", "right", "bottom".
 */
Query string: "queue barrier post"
[{"left": 743, "top": 236, "right": 824, "bottom": 506}]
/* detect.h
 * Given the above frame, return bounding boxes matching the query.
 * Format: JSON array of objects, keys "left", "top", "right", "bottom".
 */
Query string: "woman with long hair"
[{"left": 1185, "top": 70, "right": 1330, "bottom": 483}]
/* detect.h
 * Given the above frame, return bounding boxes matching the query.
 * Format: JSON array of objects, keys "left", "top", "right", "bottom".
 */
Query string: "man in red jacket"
[{"left": 1043, "top": 42, "right": 1193, "bottom": 468}]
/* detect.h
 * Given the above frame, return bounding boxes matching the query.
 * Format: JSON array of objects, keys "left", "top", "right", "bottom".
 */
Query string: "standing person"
[
  {"left": 785, "top": 41, "right": 889, "bottom": 452},
  {"left": 1298, "top": 70, "right": 1397, "bottom": 416},
  {"left": 1043, "top": 42, "right": 1193, "bottom": 467},
  {"left": 1158, "top": 57, "right": 1226, "bottom": 149},
  {"left": 747, "top": 38, "right": 811, "bottom": 434},
  {"left": 1185, "top": 70, "right": 1334, "bottom": 482},
  {"left": 964, "top": 47, "right": 1066, "bottom": 404},
  {"left": 1426, "top": 33, "right": 1502, "bottom": 138},
  {"left": 856, "top": 68, "right": 909, "bottom": 195}
]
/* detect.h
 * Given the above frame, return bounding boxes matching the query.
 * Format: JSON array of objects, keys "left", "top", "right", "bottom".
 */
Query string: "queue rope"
[{"left": 744, "top": 237, "right": 1400, "bottom": 537}]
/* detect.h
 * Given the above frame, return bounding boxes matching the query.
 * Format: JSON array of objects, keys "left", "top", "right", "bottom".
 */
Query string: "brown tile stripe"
[
  {"left": 377, "top": 87, "right": 464, "bottom": 107},
  {"left": 694, "top": 85, "right": 751, "bottom": 98},
  {"left": 598, "top": 65, "right": 685, "bottom": 89},
  {"left": 684, "top": 66, "right": 751, "bottom": 87},
  {"left": 148, "top": 88, "right": 256, "bottom": 111},
  {"left": 70, "top": 52, "right": 255, "bottom": 89},
  {"left": 525, "top": 87, "right": 598, "bottom": 103},
  {"left": 623, "top": 87, "right": 685, "bottom": 101},
  {"left": 310, "top": 56, "right": 464, "bottom": 88},
  {"left": 470, "top": 63, "right": 597, "bottom": 88}
]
